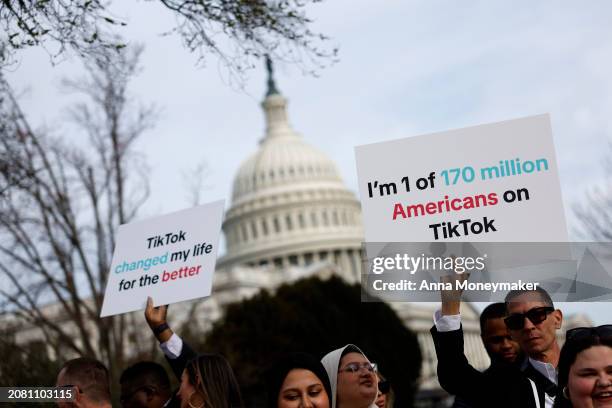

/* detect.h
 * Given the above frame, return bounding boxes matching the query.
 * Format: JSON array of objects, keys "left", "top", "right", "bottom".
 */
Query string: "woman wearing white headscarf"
[{"left": 321, "top": 344, "right": 379, "bottom": 408}]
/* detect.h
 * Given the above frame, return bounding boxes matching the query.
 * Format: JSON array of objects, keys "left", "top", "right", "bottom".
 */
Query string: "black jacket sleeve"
[
  {"left": 166, "top": 337, "right": 198, "bottom": 380},
  {"left": 430, "top": 325, "right": 488, "bottom": 399},
  {"left": 430, "top": 325, "right": 539, "bottom": 408}
]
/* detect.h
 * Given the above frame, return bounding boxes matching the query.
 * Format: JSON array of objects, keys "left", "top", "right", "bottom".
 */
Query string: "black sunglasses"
[
  {"left": 378, "top": 380, "right": 390, "bottom": 394},
  {"left": 504, "top": 306, "right": 555, "bottom": 330},
  {"left": 566, "top": 325, "right": 612, "bottom": 342}
]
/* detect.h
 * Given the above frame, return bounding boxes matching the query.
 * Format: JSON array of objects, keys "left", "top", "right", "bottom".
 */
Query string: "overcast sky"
[{"left": 5, "top": 0, "right": 612, "bottom": 323}]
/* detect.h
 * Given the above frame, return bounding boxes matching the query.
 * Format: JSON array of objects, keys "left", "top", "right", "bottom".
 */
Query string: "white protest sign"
[
  {"left": 100, "top": 200, "right": 224, "bottom": 317},
  {"left": 355, "top": 114, "right": 568, "bottom": 243}
]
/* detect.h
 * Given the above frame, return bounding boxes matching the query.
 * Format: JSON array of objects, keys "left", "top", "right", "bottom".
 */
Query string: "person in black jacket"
[
  {"left": 505, "top": 287, "right": 563, "bottom": 408},
  {"left": 444, "top": 302, "right": 522, "bottom": 407},
  {"left": 431, "top": 277, "right": 552, "bottom": 407},
  {"left": 478, "top": 302, "right": 522, "bottom": 365},
  {"left": 145, "top": 297, "right": 243, "bottom": 408},
  {"left": 431, "top": 319, "right": 539, "bottom": 408}
]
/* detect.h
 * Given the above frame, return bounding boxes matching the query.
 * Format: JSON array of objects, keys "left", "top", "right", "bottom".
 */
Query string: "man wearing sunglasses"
[
  {"left": 431, "top": 280, "right": 553, "bottom": 408},
  {"left": 504, "top": 287, "right": 563, "bottom": 408}
]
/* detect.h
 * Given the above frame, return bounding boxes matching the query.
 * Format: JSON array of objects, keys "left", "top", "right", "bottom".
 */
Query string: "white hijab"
[{"left": 321, "top": 344, "right": 378, "bottom": 408}]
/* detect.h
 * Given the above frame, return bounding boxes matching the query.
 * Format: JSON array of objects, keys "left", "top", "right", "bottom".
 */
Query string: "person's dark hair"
[
  {"left": 377, "top": 371, "right": 395, "bottom": 408},
  {"left": 267, "top": 352, "right": 332, "bottom": 408},
  {"left": 120, "top": 361, "right": 171, "bottom": 391},
  {"left": 553, "top": 333, "right": 612, "bottom": 408},
  {"left": 58, "top": 357, "right": 111, "bottom": 404},
  {"left": 479, "top": 302, "right": 507, "bottom": 332},
  {"left": 505, "top": 286, "right": 554, "bottom": 309},
  {"left": 185, "top": 353, "right": 243, "bottom": 408}
]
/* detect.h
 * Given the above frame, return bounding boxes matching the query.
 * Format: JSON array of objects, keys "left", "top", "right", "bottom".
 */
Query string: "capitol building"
[{"left": 4, "top": 64, "right": 591, "bottom": 407}]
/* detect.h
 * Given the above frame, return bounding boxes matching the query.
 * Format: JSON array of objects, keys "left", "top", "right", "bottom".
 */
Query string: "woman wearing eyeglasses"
[
  {"left": 268, "top": 352, "right": 332, "bottom": 408},
  {"left": 553, "top": 325, "right": 612, "bottom": 408},
  {"left": 321, "top": 345, "right": 378, "bottom": 408}
]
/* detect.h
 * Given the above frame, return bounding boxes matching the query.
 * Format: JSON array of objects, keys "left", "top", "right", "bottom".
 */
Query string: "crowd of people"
[
  {"left": 54, "top": 296, "right": 392, "bottom": 408},
  {"left": 432, "top": 281, "right": 611, "bottom": 408},
  {"left": 53, "top": 287, "right": 610, "bottom": 408}
]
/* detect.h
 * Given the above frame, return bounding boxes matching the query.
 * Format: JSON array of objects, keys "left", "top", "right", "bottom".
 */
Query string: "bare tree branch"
[
  {"left": 1, "top": 1, "right": 337, "bottom": 78},
  {"left": 183, "top": 161, "right": 212, "bottom": 206},
  {"left": 574, "top": 183, "right": 612, "bottom": 241},
  {"left": 0, "top": 44, "right": 156, "bottom": 383}
]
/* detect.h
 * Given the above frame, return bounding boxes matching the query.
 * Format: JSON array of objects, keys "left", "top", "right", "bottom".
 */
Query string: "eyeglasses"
[
  {"left": 566, "top": 325, "right": 612, "bottom": 342},
  {"left": 338, "top": 362, "right": 377, "bottom": 374},
  {"left": 504, "top": 306, "right": 555, "bottom": 330},
  {"left": 378, "top": 380, "right": 390, "bottom": 394}
]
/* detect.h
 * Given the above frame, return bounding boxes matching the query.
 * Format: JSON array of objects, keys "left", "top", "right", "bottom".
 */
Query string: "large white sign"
[
  {"left": 355, "top": 114, "right": 568, "bottom": 243},
  {"left": 100, "top": 200, "right": 224, "bottom": 317}
]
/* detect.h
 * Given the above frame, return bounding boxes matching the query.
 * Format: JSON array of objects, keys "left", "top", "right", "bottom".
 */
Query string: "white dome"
[
  {"left": 220, "top": 81, "right": 363, "bottom": 277},
  {"left": 231, "top": 95, "right": 345, "bottom": 204}
]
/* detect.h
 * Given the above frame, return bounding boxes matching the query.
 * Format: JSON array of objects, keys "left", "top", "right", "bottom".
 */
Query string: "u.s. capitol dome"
[{"left": 218, "top": 72, "right": 364, "bottom": 281}]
